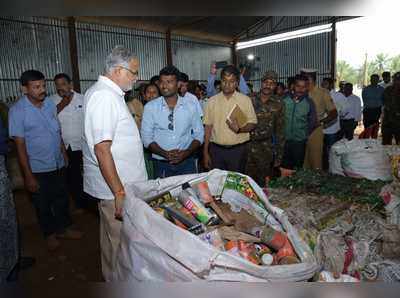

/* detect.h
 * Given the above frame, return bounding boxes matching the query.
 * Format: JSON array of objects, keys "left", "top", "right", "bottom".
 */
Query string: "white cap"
[
  {"left": 261, "top": 253, "right": 274, "bottom": 265},
  {"left": 300, "top": 68, "right": 318, "bottom": 73}
]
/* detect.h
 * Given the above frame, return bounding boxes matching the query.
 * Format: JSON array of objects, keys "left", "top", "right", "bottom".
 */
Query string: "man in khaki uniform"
[
  {"left": 300, "top": 69, "right": 338, "bottom": 170},
  {"left": 203, "top": 65, "right": 257, "bottom": 173}
]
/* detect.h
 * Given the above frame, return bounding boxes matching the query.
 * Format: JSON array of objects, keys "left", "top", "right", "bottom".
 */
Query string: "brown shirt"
[
  {"left": 203, "top": 91, "right": 257, "bottom": 146},
  {"left": 309, "top": 86, "right": 336, "bottom": 121},
  {"left": 127, "top": 98, "right": 144, "bottom": 130}
]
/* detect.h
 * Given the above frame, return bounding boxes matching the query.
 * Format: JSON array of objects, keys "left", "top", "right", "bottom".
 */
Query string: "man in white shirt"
[
  {"left": 321, "top": 78, "right": 346, "bottom": 170},
  {"left": 379, "top": 71, "right": 392, "bottom": 89},
  {"left": 49, "top": 73, "right": 87, "bottom": 213},
  {"left": 82, "top": 45, "right": 147, "bottom": 281},
  {"left": 339, "top": 83, "right": 362, "bottom": 140}
]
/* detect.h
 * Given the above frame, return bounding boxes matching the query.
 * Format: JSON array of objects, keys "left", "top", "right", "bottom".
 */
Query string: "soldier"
[
  {"left": 382, "top": 71, "right": 400, "bottom": 145},
  {"left": 246, "top": 71, "right": 285, "bottom": 187}
]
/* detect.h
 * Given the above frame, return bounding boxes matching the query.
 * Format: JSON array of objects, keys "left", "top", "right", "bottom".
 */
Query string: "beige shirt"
[
  {"left": 309, "top": 86, "right": 336, "bottom": 121},
  {"left": 203, "top": 91, "right": 257, "bottom": 146}
]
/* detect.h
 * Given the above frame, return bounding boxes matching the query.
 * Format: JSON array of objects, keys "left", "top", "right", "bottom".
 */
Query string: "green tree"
[
  {"left": 336, "top": 60, "right": 357, "bottom": 87},
  {"left": 371, "top": 53, "right": 390, "bottom": 75},
  {"left": 390, "top": 55, "right": 400, "bottom": 73}
]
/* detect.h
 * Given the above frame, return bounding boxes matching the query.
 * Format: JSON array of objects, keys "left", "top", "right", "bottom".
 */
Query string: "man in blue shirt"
[
  {"left": 207, "top": 62, "right": 250, "bottom": 97},
  {"left": 362, "top": 74, "right": 384, "bottom": 132},
  {"left": 141, "top": 66, "right": 204, "bottom": 178},
  {"left": 8, "top": 70, "right": 82, "bottom": 252}
]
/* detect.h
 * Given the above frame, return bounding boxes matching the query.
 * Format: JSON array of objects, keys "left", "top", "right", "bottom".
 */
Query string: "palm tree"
[
  {"left": 336, "top": 60, "right": 357, "bottom": 87},
  {"left": 390, "top": 55, "right": 400, "bottom": 73},
  {"left": 372, "top": 53, "right": 390, "bottom": 75}
]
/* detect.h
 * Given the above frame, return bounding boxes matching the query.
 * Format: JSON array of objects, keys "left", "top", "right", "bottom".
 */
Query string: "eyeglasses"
[
  {"left": 168, "top": 111, "right": 174, "bottom": 131},
  {"left": 119, "top": 66, "right": 139, "bottom": 77}
]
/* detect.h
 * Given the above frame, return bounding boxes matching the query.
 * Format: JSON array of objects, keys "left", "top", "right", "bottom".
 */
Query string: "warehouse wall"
[
  {"left": 171, "top": 35, "right": 231, "bottom": 81},
  {"left": 0, "top": 17, "right": 232, "bottom": 104},
  {"left": 75, "top": 21, "right": 167, "bottom": 92},
  {"left": 0, "top": 17, "right": 72, "bottom": 104},
  {"left": 237, "top": 31, "right": 332, "bottom": 91}
]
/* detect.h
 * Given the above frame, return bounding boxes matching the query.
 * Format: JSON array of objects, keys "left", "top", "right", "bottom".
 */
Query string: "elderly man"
[
  {"left": 82, "top": 45, "right": 147, "bottom": 281},
  {"left": 300, "top": 69, "right": 338, "bottom": 170},
  {"left": 246, "top": 70, "right": 285, "bottom": 186},
  {"left": 141, "top": 66, "right": 204, "bottom": 178},
  {"left": 203, "top": 65, "right": 257, "bottom": 172}
]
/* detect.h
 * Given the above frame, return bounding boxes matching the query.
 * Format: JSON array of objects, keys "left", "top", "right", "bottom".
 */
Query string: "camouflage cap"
[{"left": 261, "top": 70, "right": 278, "bottom": 82}]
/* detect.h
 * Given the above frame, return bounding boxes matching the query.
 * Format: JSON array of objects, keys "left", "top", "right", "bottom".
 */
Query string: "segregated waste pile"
[
  {"left": 268, "top": 169, "right": 400, "bottom": 282},
  {"left": 146, "top": 172, "right": 302, "bottom": 268},
  {"left": 269, "top": 169, "right": 387, "bottom": 210}
]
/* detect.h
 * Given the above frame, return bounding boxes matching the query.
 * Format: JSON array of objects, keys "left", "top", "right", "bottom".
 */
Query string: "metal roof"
[{"left": 75, "top": 16, "right": 356, "bottom": 44}]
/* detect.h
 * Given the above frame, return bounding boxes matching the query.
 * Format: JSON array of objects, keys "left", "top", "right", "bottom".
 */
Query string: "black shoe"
[{"left": 18, "top": 256, "right": 36, "bottom": 270}]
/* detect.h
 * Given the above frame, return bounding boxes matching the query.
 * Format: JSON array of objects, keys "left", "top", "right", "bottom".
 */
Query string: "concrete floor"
[{"left": 14, "top": 190, "right": 103, "bottom": 282}]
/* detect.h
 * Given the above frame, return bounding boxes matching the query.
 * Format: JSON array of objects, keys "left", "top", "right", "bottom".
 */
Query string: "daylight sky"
[{"left": 336, "top": 16, "right": 400, "bottom": 69}]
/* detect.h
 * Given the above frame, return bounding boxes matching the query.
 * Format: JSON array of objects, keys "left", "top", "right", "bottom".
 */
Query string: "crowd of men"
[{"left": 1, "top": 44, "right": 399, "bottom": 282}]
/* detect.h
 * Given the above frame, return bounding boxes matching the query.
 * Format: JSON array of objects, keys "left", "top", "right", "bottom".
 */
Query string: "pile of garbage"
[
  {"left": 146, "top": 172, "right": 300, "bottom": 266},
  {"left": 268, "top": 171, "right": 400, "bottom": 282},
  {"left": 269, "top": 169, "right": 387, "bottom": 210},
  {"left": 117, "top": 169, "right": 318, "bottom": 282}
]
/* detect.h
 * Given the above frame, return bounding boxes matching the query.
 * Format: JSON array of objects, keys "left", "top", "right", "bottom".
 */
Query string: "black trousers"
[
  {"left": 66, "top": 148, "right": 87, "bottom": 209},
  {"left": 281, "top": 140, "right": 306, "bottom": 170},
  {"left": 382, "top": 124, "right": 400, "bottom": 145},
  {"left": 31, "top": 169, "right": 72, "bottom": 237},
  {"left": 209, "top": 142, "right": 248, "bottom": 173},
  {"left": 363, "top": 107, "right": 381, "bottom": 128},
  {"left": 339, "top": 119, "right": 357, "bottom": 141},
  {"left": 323, "top": 133, "right": 339, "bottom": 171}
]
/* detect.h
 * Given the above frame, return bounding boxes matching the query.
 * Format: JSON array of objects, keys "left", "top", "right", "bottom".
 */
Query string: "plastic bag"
[
  {"left": 318, "top": 271, "right": 359, "bottom": 282},
  {"left": 329, "top": 139, "right": 392, "bottom": 181},
  {"left": 380, "top": 181, "right": 400, "bottom": 226},
  {"left": 115, "top": 169, "right": 319, "bottom": 282}
]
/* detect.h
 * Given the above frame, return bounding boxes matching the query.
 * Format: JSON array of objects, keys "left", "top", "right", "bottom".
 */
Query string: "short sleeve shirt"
[
  {"left": 309, "top": 86, "right": 336, "bottom": 121},
  {"left": 8, "top": 96, "right": 65, "bottom": 173},
  {"left": 203, "top": 91, "right": 257, "bottom": 145},
  {"left": 82, "top": 76, "right": 147, "bottom": 200},
  {"left": 49, "top": 91, "right": 84, "bottom": 151}
]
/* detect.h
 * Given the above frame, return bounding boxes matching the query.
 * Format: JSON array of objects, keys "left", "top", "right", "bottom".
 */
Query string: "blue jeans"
[{"left": 154, "top": 157, "right": 197, "bottom": 178}]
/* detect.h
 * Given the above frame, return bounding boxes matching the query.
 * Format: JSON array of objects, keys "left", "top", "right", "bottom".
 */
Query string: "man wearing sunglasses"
[{"left": 141, "top": 66, "right": 204, "bottom": 178}]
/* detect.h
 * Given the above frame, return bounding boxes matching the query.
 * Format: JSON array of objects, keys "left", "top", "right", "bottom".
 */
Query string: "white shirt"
[
  {"left": 342, "top": 94, "right": 362, "bottom": 122},
  {"left": 82, "top": 75, "right": 147, "bottom": 200},
  {"left": 49, "top": 91, "right": 84, "bottom": 151},
  {"left": 324, "top": 90, "right": 346, "bottom": 134},
  {"left": 379, "top": 81, "right": 392, "bottom": 89},
  {"left": 183, "top": 91, "right": 203, "bottom": 119},
  {"left": 199, "top": 98, "right": 208, "bottom": 113}
]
